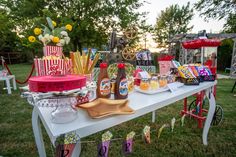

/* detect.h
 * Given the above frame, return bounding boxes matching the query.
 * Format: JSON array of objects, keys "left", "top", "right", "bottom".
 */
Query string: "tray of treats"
[
  {"left": 134, "top": 86, "right": 169, "bottom": 95},
  {"left": 76, "top": 98, "right": 135, "bottom": 118}
]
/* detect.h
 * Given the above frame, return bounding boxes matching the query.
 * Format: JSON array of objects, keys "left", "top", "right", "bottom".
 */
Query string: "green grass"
[{"left": 0, "top": 64, "right": 236, "bottom": 157}]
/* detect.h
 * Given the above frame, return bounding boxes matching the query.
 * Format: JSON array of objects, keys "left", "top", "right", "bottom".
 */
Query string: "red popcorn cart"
[{"left": 181, "top": 37, "right": 223, "bottom": 128}]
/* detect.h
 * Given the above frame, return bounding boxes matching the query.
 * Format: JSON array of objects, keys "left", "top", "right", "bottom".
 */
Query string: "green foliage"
[
  {"left": 154, "top": 2, "right": 194, "bottom": 47},
  {"left": 223, "top": 14, "right": 236, "bottom": 33},
  {"left": 0, "top": 0, "right": 147, "bottom": 53},
  {"left": 0, "top": 9, "right": 20, "bottom": 52},
  {"left": 195, "top": 0, "right": 236, "bottom": 33},
  {"left": 195, "top": 0, "right": 236, "bottom": 20},
  {"left": 218, "top": 39, "right": 234, "bottom": 70}
]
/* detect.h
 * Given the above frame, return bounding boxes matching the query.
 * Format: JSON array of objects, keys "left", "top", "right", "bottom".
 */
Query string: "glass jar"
[
  {"left": 150, "top": 76, "right": 159, "bottom": 90},
  {"left": 128, "top": 77, "right": 134, "bottom": 93},
  {"left": 167, "top": 74, "right": 175, "bottom": 83},
  {"left": 159, "top": 75, "right": 167, "bottom": 88},
  {"left": 140, "top": 78, "right": 150, "bottom": 91}
]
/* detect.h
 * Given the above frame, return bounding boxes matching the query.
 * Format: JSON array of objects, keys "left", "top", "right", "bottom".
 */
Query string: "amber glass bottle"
[
  {"left": 97, "top": 63, "right": 111, "bottom": 98},
  {"left": 114, "top": 63, "right": 128, "bottom": 99}
]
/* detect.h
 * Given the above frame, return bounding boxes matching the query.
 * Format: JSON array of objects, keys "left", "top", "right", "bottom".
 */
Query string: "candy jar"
[
  {"left": 150, "top": 76, "right": 159, "bottom": 90},
  {"left": 167, "top": 75, "right": 175, "bottom": 83},
  {"left": 140, "top": 78, "right": 150, "bottom": 91},
  {"left": 159, "top": 75, "right": 167, "bottom": 88},
  {"left": 128, "top": 76, "right": 134, "bottom": 93}
]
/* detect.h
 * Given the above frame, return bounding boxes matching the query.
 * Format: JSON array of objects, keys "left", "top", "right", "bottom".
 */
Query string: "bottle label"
[
  {"left": 119, "top": 78, "right": 128, "bottom": 96},
  {"left": 100, "top": 78, "right": 111, "bottom": 96}
]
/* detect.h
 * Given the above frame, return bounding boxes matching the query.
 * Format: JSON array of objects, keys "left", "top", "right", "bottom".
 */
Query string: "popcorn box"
[
  {"left": 43, "top": 45, "right": 63, "bottom": 57},
  {"left": 158, "top": 55, "right": 175, "bottom": 75},
  {"left": 158, "top": 61, "right": 174, "bottom": 75},
  {"left": 34, "top": 58, "right": 72, "bottom": 76}
]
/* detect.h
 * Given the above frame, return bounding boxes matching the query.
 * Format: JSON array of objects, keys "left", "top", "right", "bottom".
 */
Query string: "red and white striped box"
[
  {"left": 43, "top": 46, "right": 63, "bottom": 57},
  {"left": 34, "top": 58, "right": 72, "bottom": 76}
]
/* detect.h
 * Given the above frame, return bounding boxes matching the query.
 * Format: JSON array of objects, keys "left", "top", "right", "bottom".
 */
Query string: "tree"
[
  {"left": 0, "top": 0, "right": 147, "bottom": 53},
  {"left": 0, "top": 9, "right": 20, "bottom": 52},
  {"left": 218, "top": 39, "right": 234, "bottom": 70},
  {"left": 154, "top": 2, "right": 194, "bottom": 47},
  {"left": 195, "top": 0, "right": 236, "bottom": 33}
]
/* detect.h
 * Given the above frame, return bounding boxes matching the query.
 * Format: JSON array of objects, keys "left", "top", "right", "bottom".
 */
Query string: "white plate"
[{"left": 135, "top": 86, "right": 169, "bottom": 95}]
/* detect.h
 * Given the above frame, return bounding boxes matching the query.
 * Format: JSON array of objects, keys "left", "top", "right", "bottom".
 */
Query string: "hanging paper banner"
[
  {"left": 123, "top": 131, "right": 135, "bottom": 155},
  {"left": 97, "top": 131, "right": 113, "bottom": 157},
  {"left": 143, "top": 126, "right": 151, "bottom": 144},
  {"left": 171, "top": 118, "right": 176, "bottom": 132},
  {"left": 55, "top": 131, "right": 80, "bottom": 157},
  {"left": 181, "top": 115, "right": 186, "bottom": 126},
  {"left": 158, "top": 124, "right": 169, "bottom": 139}
]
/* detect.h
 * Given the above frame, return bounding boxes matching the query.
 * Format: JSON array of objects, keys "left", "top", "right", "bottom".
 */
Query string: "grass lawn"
[{"left": 0, "top": 64, "right": 236, "bottom": 157}]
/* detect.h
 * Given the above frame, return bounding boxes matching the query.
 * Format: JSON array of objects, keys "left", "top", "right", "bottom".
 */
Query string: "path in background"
[{"left": 217, "top": 74, "right": 231, "bottom": 79}]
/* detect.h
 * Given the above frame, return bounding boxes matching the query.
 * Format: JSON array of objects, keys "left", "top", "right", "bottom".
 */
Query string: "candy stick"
[
  {"left": 88, "top": 53, "right": 100, "bottom": 74},
  {"left": 85, "top": 48, "right": 91, "bottom": 74},
  {"left": 74, "top": 52, "right": 83, "bottom": 74},
  {"left": 70, "top": 52, "right": 77, "bottom": 74},
  {"left": 82, "top": 51, "right": 86, "bottom": 73}
]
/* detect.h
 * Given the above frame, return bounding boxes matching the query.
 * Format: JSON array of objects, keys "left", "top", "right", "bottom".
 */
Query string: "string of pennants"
[{"left": 55, "top": 115, "right": 186, "bottom": 157}]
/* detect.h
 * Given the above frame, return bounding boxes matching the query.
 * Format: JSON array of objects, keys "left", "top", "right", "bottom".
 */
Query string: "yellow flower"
[
  {"left": 52, "top": 36, "right": 60, "bottom": 43},
  {"left": 52, "top": 21, "right": 57, "bottom": 27},
  {"left": 65, "top": 24, "right": 72, "bottom": 31},
  {"left": 33, "top": 28, "right": 42, "bottom": 35},
  {"left": 28, "top": 36, "right": 36, "bottom": 42}
]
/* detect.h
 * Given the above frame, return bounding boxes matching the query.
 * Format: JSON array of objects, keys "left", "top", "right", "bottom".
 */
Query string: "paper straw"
[
  {"left": 70, "top": 52, "right": 77, "bottom": 74},
  {"left": 75, "top": 51, "right": 83, "bottom": 74},
  {"left": 88, "top": 53, "right": 100, "bottom": 74},
  {"left": 85, "top": 48, "right": 91, "bottom": 74},
  {"left": 82, "top": 51, "right": 86, "bottom": 74}
]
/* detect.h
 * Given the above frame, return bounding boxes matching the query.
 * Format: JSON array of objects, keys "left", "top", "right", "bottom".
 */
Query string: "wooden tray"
[{"left": 77, "top": 98, "right": 135, "bottom": 118}]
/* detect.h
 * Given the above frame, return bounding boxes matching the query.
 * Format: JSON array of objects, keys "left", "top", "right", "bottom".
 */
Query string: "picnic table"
[{"left": 30, "top": 81, "right": 217, "bottom": 157}]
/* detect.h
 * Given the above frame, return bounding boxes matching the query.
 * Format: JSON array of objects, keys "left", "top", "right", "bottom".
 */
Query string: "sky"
[{"left": 138, "top": 0, "right": 226, "bottom": 33}]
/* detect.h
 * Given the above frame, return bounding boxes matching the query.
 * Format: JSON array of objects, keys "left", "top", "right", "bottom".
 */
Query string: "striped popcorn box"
[
  {"left": 43, "top": 45, "right": 63, "bottom": 57},
  {"left": 34, "top": 58, "right": 72, "bottom": 76}
]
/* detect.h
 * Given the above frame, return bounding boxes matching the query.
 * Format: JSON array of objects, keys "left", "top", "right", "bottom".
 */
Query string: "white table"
[
  {"left": 0, "top": 75, "right": 17, "bottom": 94},
  {"left": 31, "top": 81, "right": 217, "bottom": 157}
]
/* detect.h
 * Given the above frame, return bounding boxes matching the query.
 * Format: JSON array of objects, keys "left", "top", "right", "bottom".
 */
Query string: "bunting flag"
[
  {"left": 97, "top": 131, "right": 113, "bottom": 157},
  {"left": 54, "top": 116, "right": 189, "bottom": 156},
  {"left": 55, "top": 131, "right": 79, "bottom": 157},
  {"left": 143, "top": 126, "right": 151, "bottom": 144},
  {"left": 181, "top": 115, "right": 186, "bottom": 126},
  {"left": 123, "top": 131, "right": 135, "bottom": 155},
  {"left": 158, "top": 124, "right": 169, "bottom": 139},
  {"left": 171, "top": 118, "right": 176, "bottom": 132}
]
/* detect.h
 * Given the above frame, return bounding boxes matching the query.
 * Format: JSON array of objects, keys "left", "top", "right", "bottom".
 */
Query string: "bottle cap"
[
  {"left": 100, "top": 63, "right": 107, "bottom": 68},
  {"left": 117, "top": 63, "right": 125, "bottom": 69}
]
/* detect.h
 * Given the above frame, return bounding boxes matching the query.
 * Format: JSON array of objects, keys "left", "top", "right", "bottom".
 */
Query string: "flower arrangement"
[{"left": 28, "top": 17, "right": 72, "bottom": 47}]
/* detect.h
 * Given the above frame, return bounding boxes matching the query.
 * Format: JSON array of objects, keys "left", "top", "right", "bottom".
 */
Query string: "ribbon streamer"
[{"left": 171, "top": 118, "right": 176, "bottom": 132}]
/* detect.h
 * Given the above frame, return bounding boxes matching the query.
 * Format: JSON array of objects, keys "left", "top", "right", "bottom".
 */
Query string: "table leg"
[
  {"left": 5, "top": 78, "right": 11, "bottom": 94},
  {"left": 152, "top": 111, "right": 156, "bottom": 123},
  {"left": 12, "top": 76, "right": 17, "bottom": 90},
  {"left": 32, "top": 107, "right": 47, "bottom": 157},
  {"left": 202, "top": 91, "right": 216, "bottom": 145},
  {"left": 71, "top": 141, "right": 81, "bottom": 157}
]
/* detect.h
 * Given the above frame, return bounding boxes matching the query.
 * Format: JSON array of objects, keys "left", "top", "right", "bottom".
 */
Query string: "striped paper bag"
[
  {"left": 43, "top": 45, "right": 63, "bottom": 57},
  {"left": 34, "top": 58, "right": 72, "bottom": 76}
]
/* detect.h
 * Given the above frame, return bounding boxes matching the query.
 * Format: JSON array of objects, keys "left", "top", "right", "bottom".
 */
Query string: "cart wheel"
[
  {"left": 211, "top": 105, "right": 223, "bottom": 126},
  {"left": 188, "top": 99, "right": 197, "bottom": 114}
]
